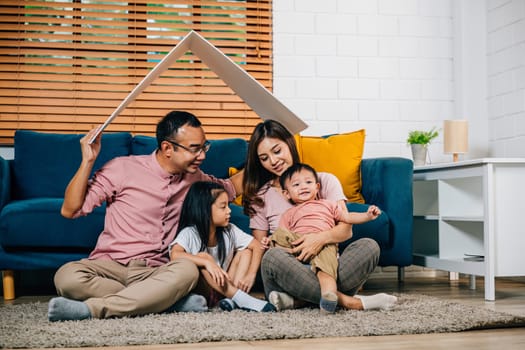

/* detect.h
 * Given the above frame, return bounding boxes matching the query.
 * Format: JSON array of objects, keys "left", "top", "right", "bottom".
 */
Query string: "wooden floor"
[{"left": 3, "top": 271, "right": 525, "bottom": 350}]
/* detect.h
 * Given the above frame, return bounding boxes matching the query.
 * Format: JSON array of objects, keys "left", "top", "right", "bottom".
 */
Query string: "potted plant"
[{"left": 407, "top": 127, "right": 439, "bottom": 166}]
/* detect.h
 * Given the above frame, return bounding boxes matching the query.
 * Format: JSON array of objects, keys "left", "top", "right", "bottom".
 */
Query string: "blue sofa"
[{"left": 0, "top": 130, "right": 413, "bottom": 300}]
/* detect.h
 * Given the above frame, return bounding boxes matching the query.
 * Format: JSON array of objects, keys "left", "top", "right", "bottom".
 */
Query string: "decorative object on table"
[
  {"left": 406, "top": 127, "right": 439, "bottom": 166},
  {"left": 443, "top": 119, "right": 468, "bottom": 162}
]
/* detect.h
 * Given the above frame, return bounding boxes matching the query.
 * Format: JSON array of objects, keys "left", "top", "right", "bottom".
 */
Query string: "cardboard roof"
[{"left": 90, "top": 30, "right": 307, "bottom": 143}]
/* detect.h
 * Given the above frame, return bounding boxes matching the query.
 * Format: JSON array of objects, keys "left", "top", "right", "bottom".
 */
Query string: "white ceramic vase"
[{"left": 410, "top": 144, "right": 427, "bottom": 166}]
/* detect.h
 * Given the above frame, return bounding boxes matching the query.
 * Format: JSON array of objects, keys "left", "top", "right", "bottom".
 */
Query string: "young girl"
[{"left": 169, "top": 181, "right": 275, "bottom": 312}]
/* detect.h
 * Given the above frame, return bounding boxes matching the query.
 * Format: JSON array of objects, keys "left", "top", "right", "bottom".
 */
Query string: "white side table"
[{"left": 412, "top": 158, "right": 525, "bottom": 301}]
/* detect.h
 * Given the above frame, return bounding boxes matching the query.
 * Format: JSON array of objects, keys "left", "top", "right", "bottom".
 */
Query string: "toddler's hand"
[{"left": 367, "top": 205, "right": 381, "bottom": 220}]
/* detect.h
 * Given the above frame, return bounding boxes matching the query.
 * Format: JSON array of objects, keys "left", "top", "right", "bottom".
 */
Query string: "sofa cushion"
[
  {"left": 229, "top": 203, "right": 250, "bottom": 233},
  {"left": 0, "top": 157, "right": 9, "bottom": 209},
  {"left": 131, "top": 135, "right": 247, "bottom": 179},
  {"left": 202, "top": 138, "right": 247, "bottom": 179},
  {"left": 0, "top": 198, "right": 104, "bottom": 249},
  {"left": 13, "top": 130, "right": 131, "bottom": 199},
  {"left": 294, "top": 130, "right": 366, "bottom": 204},
  {"left": 130, "top": 135, "right": 158, "bottom": 156}
]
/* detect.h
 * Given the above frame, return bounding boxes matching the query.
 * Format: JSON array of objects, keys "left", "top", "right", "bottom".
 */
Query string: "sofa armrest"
[
  {"left": 0, "top": 157, "right": 10, "bottom": 210},
  {"left": 360, "top": 157, "right": 413, "bottom": 267}
]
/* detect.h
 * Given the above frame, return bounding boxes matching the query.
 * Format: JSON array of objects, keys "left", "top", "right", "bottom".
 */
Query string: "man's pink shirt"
[{"left": 73, "top": 152, "right": 236, "bottom": 267}]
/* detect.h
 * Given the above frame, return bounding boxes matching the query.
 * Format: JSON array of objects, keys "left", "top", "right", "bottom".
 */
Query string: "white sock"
[
  {"left": 356, "top": 293, "right": 398, "bottom": 310},
  {"left": 232, "top": 290, "right": 273, "bottom": 312},
  {"left": 268, "top": 291, "right": 294, "bottom": 311}
]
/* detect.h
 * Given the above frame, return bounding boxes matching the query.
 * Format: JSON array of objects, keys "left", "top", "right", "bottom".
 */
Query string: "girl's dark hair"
[
  {"left": 177, "top": 181, "right": 230, "bottom": 266},
  {"left": 242, "top": 119, "right": 300, "bottom": 217},
  {"left": 279, "top": 162, "right": 319, "bottom": 190},
  {"left": 156, "top": 110, "right": 202, "bottom": 149}
]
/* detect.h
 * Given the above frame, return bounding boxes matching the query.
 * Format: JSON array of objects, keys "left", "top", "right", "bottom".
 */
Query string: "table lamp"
[{"left": 443, "top": 119, "right": 468, "bottom": 162}]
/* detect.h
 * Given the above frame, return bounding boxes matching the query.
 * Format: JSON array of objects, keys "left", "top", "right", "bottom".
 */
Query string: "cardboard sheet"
[{"left": 89, "top": 30, "right": 307, "bottom": 143}]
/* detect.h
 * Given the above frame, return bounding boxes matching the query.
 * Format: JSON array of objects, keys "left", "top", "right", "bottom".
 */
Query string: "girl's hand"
[
  {"left": 234, "top": 273, "right": 256, "bottom": 293},
  {"left": 197, "top": 252, "right": 229, "bottom": 286},
  {"left": 204, "top": 260, "right": 229, "bottom": 287},
  {"left": 290, "top": 234, "right": 325, "bottom": 262}
]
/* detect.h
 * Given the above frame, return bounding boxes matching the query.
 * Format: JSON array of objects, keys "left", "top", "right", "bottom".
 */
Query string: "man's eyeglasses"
[{"left": 166, "top": 139, "right": 211, "bottom": 155}]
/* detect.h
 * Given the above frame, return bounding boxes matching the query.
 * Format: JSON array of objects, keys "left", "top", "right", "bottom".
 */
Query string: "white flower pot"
[{"left": 411, "top": 144, "right": 428, "bottom": 166}]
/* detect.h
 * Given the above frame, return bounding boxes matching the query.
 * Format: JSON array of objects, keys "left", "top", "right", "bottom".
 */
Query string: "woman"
[{"left": 242, "top": 120, "right": 397, "bottom": 311}]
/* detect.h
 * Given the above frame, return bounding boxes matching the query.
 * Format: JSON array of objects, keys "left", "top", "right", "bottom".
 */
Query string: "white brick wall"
[
  {"left": 273, "top": 0, "right": 455, "bottom": 161},
  {"left": 487, "top": 0, "right": 525, "bottom": 156},
  {"left": 273, "top": 0, "right": 525, "bottom": 159}
]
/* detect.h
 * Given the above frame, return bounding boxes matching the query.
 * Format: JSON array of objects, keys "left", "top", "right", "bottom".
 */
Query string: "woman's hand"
[
  {"left": 290, "top": 233, "right": 326, "bottom": 262},
  {"left": 253, "top": 229, "right": 270, "bottom": 250},
  {"left": 260, "top": 236, "right": 271, "bottom": 250}
]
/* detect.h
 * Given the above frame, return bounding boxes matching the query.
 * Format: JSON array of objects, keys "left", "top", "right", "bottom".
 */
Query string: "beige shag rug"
[{"left": 1, "top": 293, "right": 524, "bottom": 348}]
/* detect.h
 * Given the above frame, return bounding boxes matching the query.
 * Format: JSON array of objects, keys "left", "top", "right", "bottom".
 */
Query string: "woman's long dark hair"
[
  {"left": 242, "top": 120, "right": 300, "bottom": 217},
  {"left": 177, "top": 181, "right": 230, "bottom": 266}
]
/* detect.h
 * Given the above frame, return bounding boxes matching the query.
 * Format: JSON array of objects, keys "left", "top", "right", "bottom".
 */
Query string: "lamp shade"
[
  {"left": 444, "top": 120, "right": 468, "bottom": 161},
  {"left": 443, "top": 120, "right": 468, "bottom": 162}
]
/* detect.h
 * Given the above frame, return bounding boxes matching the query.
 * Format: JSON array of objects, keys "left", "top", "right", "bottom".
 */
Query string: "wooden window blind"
[{"left": 0, "top": 0, "right": 272, "bottom": 145}]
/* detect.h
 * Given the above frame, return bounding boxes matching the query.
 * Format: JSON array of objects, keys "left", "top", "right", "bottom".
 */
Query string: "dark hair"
[
  {"left": 279, "top": 162, "right": 318, "bottom": 190},
  {"left": 156, "top": 111, "right": 202, "bottom": 149},
  {"left": 177, "top": 181, "right": 230, "bottom": 266},
  {"left": 242, "top": 120, "right": 300, "bottom": 217}
]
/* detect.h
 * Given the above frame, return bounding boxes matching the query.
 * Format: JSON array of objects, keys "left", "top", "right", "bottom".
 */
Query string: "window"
[{"left": 0, "top": 0, "right": 272, "bottom": 144}]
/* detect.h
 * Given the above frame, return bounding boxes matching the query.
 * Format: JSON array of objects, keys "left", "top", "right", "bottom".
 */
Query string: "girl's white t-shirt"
[{"left": 170, "top": 223, "right": 253, "bottom": 271}]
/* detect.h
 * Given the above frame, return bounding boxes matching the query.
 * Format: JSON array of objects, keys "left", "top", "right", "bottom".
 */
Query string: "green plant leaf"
[{"left": 407, "top": 127, "right": 439, "bottom": 145}]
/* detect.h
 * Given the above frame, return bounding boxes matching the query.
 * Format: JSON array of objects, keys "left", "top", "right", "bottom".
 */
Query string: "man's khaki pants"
[{"left": 54, "top": 258, "right": 199, "bottom": 319}]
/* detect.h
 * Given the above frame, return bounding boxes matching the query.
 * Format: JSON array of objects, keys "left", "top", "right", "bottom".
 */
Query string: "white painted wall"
[
  {"left": 272, "top": 0, "right": 525, "bottom": 161},
  {"left": 486, "top": 0, "right": 525, "bottom": 157},
  {"left": 453, "top": 0, "right": 488, "bottom": 159}
]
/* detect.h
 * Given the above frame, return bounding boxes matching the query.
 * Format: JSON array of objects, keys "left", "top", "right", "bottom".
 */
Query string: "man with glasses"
[{"left": 48, "top": 111, "right": 243, "bottom": 321}]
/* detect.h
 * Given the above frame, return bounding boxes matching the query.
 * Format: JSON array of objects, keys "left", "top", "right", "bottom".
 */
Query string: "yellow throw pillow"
[
  {"left": 294, "top": 129, "right": 365, "bottom": 203},
  {"left": 228, "top": 167, "right": 243, "bottom": 206}
]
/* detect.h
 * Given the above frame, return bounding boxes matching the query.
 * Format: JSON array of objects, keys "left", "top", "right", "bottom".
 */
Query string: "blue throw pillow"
[
  {"left": 201, "top": 138, "right": 247, "bottom": 178},
  {"left": 131, "top": 135, "right": 157, "bottom": 155},
  {"left": 13, "top": 130, "right": 132, "bottom": 199},
  {"left": 131, "top": 135, "right": 247, "bottom": 179}
]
